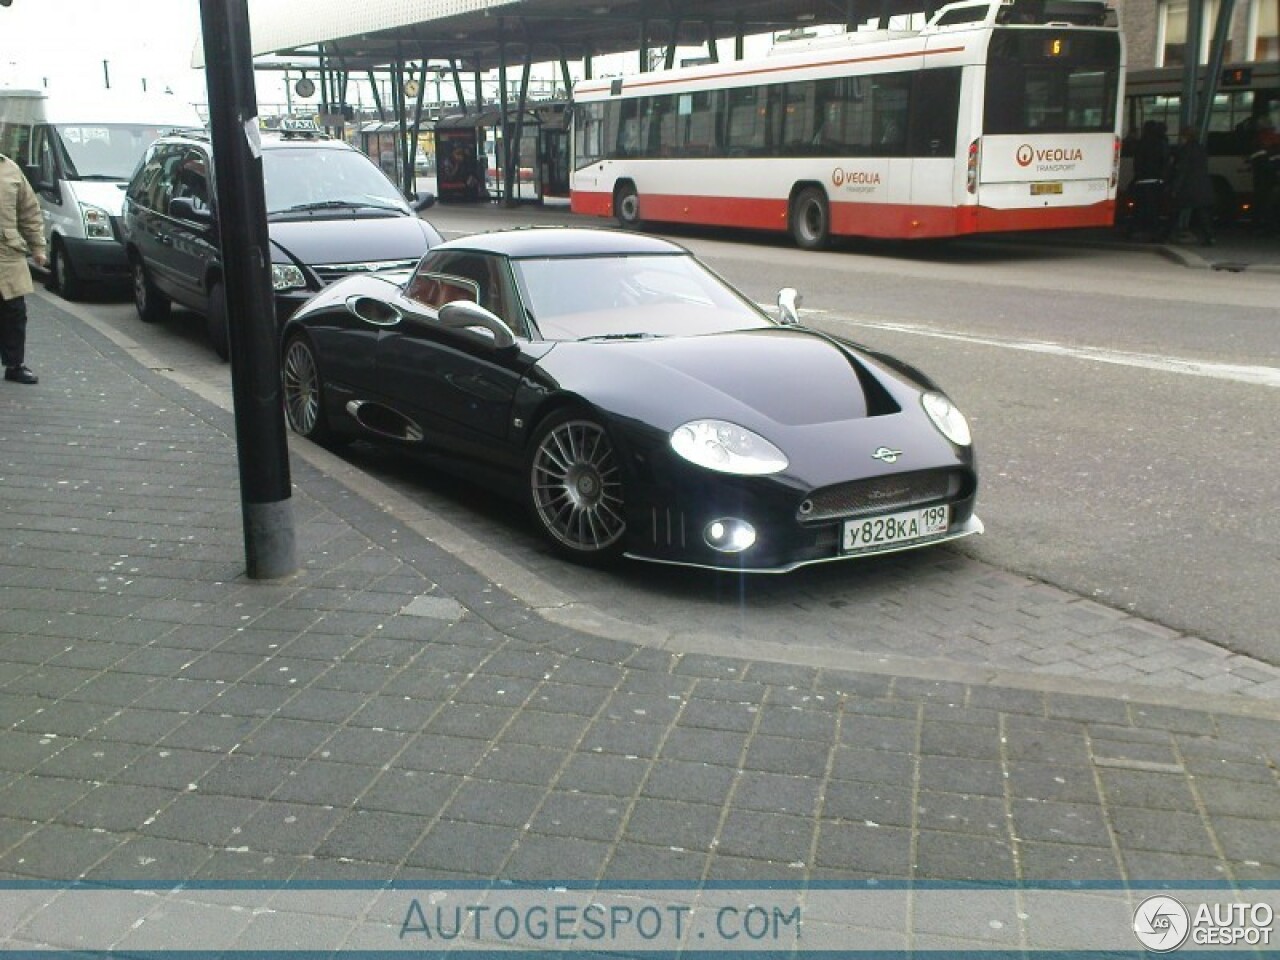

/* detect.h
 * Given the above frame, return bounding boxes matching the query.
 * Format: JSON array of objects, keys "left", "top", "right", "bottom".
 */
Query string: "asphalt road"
[{"left": 47, "top": 207, "right": 1280, "bottom": 673}]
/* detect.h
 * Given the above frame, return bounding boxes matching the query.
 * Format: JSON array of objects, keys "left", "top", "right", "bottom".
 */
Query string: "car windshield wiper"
[
  {"left": 580, "top": 332, "right": 664, "bottom": 342},
  {"left": 274, "top": 200, "right": 404, "bottom": 214},
  {"left": 76, "top": 174, "right": 129, "bottom": 182}
]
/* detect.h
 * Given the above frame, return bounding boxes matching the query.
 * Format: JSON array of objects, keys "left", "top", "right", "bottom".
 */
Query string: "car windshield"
[
  {"left": 262, "top": 146, "right": 410, "bottom": 215},
  {"left": 57, "top": 123, "right": 186, "bottom": 181},
  {"left": 510, "top": 253, "right": 772, "bottom": 341}
]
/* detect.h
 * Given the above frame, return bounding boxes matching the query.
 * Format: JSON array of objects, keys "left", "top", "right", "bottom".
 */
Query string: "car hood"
[
  {"left": 541, "top": 328, "right": 892, "bottom": 426},
  {"left": 267, "top": 215, "right": 433, "bottom": 266},
  {"left": 535, "top": 327, "right": 962, "bottom": 485}
]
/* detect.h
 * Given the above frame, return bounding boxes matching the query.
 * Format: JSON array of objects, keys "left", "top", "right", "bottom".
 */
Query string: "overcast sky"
[
  {"left": 0, "top": 0, "right": 214, "bottom": 104},
  {"left": 1, "top": 1, "right": 831, "bottom": 116}
]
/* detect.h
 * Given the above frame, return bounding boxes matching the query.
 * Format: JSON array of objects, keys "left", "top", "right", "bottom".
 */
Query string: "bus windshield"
[{"left": 984, "top": 31, "right": 1122, "bottom": 135}]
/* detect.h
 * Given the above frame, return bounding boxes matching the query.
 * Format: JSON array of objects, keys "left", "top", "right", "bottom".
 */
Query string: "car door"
[
  {"left": 375, "top": 251, "right": 533, "bottom": 463},
  {"left": 159, "top": 146, "right": 218, "bottom": 311},
  {"left": 128, "top": 143, "right": 197, "bottom": 306}
]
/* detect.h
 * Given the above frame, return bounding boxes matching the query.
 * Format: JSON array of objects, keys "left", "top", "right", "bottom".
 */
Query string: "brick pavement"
[{"left": 1, "top": 299, "right": 1278, "bottom": 925}]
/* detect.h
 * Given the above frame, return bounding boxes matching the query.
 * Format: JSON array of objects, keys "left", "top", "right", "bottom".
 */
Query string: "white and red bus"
[{"left": 570, "top": 0, "right": 1125, "bottom": 246}]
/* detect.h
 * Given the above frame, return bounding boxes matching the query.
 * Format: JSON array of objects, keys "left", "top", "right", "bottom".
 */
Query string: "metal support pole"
[
  {"left": 498, "top": 28, "right": 511, "bottom": 204},
  {"left": 1180, "top": 0, "right": 1205, "bottom": 131},
  {"left": 1198, "top": 0, "right": 1236, "bottom": 143},
  {"left": 197, "top": 0, "right": 296, "bottom": 580},
  {"left": 450, "top": 58, "right": 467, "bottom": 113},
  {"left": 559, "top": 58, "right": 574, "bottom": 101},
  {"left": 367, "top": 69, "right": 386, "bottom": 120},
  {"left": 506, "top": 57, "right": 532, "bottom": 207}
]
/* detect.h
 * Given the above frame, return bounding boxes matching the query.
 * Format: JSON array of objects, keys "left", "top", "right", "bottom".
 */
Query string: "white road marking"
[{"left": 823, "top": 316, "right": 1280, "bottom": 389}]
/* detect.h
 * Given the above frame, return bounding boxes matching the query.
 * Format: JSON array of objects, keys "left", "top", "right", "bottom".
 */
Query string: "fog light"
[{"left": 704, "top": 518, "right": 756, "bottom": 553}]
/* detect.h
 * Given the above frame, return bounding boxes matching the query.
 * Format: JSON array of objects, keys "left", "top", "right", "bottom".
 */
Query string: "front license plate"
[
  {"left": 1031, "top": 182, "right": 1064, "bottom": 196},
  {"left": 843, "top": 506, "right": 950, "bottom": 554}
]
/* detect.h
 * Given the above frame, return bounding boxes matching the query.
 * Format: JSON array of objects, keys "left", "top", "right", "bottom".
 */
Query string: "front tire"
[
  {"left": 790, "top": 187, "right": 830, "bottom": 250},
  {"left": 48, "top": 241, "right": 85, "bottom": 301},
  {"left": 132, "top": 258, "right": 170, "bottom": 324},
  {"left": 527, "top": 410, "right": 627, "bottom": 563},
  {"left": 614, "top": 182, "right": 642, "bottom": 229},
  {"left": 282, "top": 334, "right": 335, "bottom": 444}
]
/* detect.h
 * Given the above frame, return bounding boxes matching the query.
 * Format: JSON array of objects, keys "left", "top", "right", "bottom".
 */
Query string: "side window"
[
  {"left": 908, "top": 67, "right": 961, "bottom": 157},
  {"left": 128, "top": 143, "right": 186, "bottom": 213},
  {"left": 411, "top": 252, "right": 519, "bottom": 330},
  {"left": 406, "top": 272, "right": 480, "bottom": 309},
  {"left": 172, "top": 148, "right": 211, "bottom": 213},
  {"left": 33, "top": 126, "right": 59, "bottom": 185}
]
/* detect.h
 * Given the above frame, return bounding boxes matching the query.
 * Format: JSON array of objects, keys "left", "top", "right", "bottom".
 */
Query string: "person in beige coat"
[{"left": 1, "top": 151, "right": 48, "bottom": 384}]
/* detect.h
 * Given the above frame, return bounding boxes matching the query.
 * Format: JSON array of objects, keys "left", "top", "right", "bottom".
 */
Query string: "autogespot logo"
[
  {"left": 1016, "top": 144, "right": 1036, "bottom": 167},
  {"left": 1134, "top": 896, "right": 1191, "bottom": 952}
]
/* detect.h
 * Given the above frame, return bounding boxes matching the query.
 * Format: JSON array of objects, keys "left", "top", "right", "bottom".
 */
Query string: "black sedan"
[{"left": 280, "top": 228, "right": 981, "bottom": 572}]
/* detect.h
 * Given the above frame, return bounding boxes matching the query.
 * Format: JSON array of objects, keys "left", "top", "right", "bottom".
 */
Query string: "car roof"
[
  {"left": 155, "top": 130, "right": 353, "bottom": 152},
  {"left": 432, "top": 227, "right": 688, "bottom": 259}
]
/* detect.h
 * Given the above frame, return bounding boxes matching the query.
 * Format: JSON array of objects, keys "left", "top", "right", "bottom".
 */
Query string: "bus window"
[
  {"left": 985, "top": 31, "right": 1120, "bottom": 134},
  {"left": 574, "top": 102, "right": 605, "bottom": 169},
  {"left": 725, "top": 86, "right": 775, "bottom": 156},
  {"left": 908, "top": 68, "right": 961, "bottom": 157}
]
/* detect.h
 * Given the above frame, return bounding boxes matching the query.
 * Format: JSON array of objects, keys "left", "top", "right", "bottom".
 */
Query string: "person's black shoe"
[{"left": 4, "top": 365, "right": 38, "bottom": 384}]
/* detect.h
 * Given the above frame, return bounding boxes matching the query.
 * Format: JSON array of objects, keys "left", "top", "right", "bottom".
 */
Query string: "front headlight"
[
  {"left": 271, "top": 263, "right": 306, "bottom": 291},
  {"left": 670, "top": 419, "right": 788, "bottom": 475},
  {"left": 922, "top": 392, "right": 972, "bottom": 446},
  {"left": 80, "top": 203, "right": 113, "bottom": 240}
]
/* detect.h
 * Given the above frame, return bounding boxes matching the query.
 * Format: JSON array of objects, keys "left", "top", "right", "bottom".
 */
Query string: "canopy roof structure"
[{"left": 198, "top": 0, "right": 903, "bottom": 73}]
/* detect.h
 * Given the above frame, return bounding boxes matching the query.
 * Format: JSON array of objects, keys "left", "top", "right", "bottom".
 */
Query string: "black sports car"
[{"left": 280, "top": 227, "right": 981, "bottom": 572}]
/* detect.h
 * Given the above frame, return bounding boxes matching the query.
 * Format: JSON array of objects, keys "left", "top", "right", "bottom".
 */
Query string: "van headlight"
[
  {"left": 80, "top": 203, "right": 113, "bottom": 240},
  {"left": 922, "top": 392, "right": 972, "bottom": 446},
  {"left": 670, "top": 419, "right": 788, "bottom": 475},
  {"left": 271, "top": 263, "right": 306, "bottom": 291}
]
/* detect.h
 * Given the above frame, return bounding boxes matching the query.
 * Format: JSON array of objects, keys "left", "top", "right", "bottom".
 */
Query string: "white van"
[{"left": 0, "top": 89, "right": 203, "bottom": 300}]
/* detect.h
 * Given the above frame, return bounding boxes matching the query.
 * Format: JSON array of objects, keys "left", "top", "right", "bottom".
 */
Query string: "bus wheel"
[
  {"left": 790, "top": 187, "right": 830, "bottom": 250},
  {"left": 614, "top": 183, "right": 642, "bottom": 228}
]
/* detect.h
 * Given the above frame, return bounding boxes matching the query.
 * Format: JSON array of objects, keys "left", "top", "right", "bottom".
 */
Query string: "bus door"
[
  {"left": 539, "top": 128, "right": 570, "bottom": 198},
  {"left": 908, "top": 64, "right": 964, "bottom": 234}
]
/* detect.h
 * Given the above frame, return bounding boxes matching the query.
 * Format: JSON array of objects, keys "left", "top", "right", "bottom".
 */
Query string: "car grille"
[
  {"left": 798, "top": 469, "right": 962, "bottom": 523},
  {"left": 313, "top": 259, "right": 421, "bottom": 285}
]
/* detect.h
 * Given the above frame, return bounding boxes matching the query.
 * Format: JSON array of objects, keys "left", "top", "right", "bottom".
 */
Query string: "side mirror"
[
  {"left": 777, "top": 287, "right": 803, "bottom": 326},
  {"left": 438, "top": 300, "right": 516, "bottom": 349},
  {"left": 168, "top": 196, "right": 214, "bottom": 224},
  {"left": 411, "top": 191, "right": 436, "bottom": 212}
]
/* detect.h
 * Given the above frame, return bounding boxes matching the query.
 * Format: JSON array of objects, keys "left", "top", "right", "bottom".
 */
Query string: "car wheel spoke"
[
  {"left": 531, "top": 419, "right": 626, "bottom": 553},
  {"left": 283, "top": 341, "right": 319, "bottom": 434}
]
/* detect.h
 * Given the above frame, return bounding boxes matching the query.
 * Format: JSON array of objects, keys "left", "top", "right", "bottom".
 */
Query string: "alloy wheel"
[{"left": 530, "top": 419, "right": 626, "bottom": 554}]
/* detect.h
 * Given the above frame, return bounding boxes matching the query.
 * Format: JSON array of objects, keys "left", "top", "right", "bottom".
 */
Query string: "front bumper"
[
  {"left": 62, "top": 237, "right": 130, "bottom": 284},
  {"left": 620, "top": 455, "right": 981, "bottom": 574}
]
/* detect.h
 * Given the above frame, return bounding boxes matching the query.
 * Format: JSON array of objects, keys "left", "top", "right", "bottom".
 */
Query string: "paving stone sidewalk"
[{"left": 0, "top": 300, "right": 1277, "bottom": 913}]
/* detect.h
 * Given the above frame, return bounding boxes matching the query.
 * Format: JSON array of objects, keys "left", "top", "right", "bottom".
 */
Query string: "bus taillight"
[
  {"left": 967, "top": 139, "right": 980, "bottom": 194},
  {"left": 1111, "top": 136, "right": 1121, "bottom": 188}
]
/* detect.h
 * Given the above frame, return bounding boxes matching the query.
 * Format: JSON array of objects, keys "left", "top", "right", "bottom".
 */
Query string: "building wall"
[{"left": 1120, "top": 0, "right": 1278, "bottom": 68}]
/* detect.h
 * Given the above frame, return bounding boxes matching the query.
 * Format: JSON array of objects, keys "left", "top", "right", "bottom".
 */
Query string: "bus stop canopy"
[{"left": 195, "top": 0, "right": 903, "bottom": 72}]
